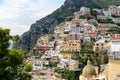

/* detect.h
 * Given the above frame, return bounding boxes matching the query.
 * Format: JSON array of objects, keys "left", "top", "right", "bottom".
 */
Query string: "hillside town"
[{"left": 26, "top": 5, "right": 120, "bottom": 80}]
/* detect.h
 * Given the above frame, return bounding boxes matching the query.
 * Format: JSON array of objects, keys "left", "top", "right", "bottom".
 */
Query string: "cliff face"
[{"left": 20, "top": 0, "right": 120, "bottom": 50}]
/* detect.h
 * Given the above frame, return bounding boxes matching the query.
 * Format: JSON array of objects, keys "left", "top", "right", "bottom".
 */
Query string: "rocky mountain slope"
[{"left": 20, "top": 0, "right": 120, "bottom": 50}]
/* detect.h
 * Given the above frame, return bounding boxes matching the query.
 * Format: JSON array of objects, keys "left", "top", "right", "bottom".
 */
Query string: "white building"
[
  {"left": 93, "top": 37, "right": 110, "bottom": 52},
  {"left": 57, "top": 61, "right": 67, "bottom": 69},
  {"left": 80, "top": 7, "right": 91, "bottom": 16},
  {"left": 109, "top": 40, "right": 120, "bottom": 52},
  {"left": 58, "top": 59, "right": 79, "bottom": 70},
  {"left": 103, "top": 11, "right": 112, "bottom": 17},
  {"left": 112, "top": 18, "right": 120, "bottom": 23},
  {"left": 74, "top": 12, "right": 80, "bottom": 20},
  {"left": 106, "top": 40, "right": 120, "bottom": 59},
  {"left": 32, "top": 59, "right": 49, "bottom": 70},
  {"left": 71, "top": 27, "right": 84, "bottom": 35},
  {"left": 110, "top": 6, "right": 120, "bottom": 16},
  {"left": 83, "top": 36, "right": 91, "bottom": 43},
  {"left": 64, "top": 21, "right": 72, "bottom": 32},
  {"left": 41, "top": 49, "right": 54, "bottom": 59}
]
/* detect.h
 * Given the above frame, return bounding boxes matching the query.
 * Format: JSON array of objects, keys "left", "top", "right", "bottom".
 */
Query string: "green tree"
[
  {"left": 55, "top": 68, "right": 75, "bottom": 80},
  {"left": 12, "top": 35, "right": 20, "bottom": 41},
  {"left": 92, "top": 22, "right": 98, "bottom": 27},
  {"left": 24, "top": 63, "right": 33, "bottom": 72},
  {"left": 91, "top": 10, "right": 97, "bottom": 17},
  {"left": 12, "top": 35, "right": 21, "bottom": 49},
  {"left": 48, "top": 62, "right": 59, "bottom": 68},
  {"left": 66, "top": 16, "right": 73, "bottom": 21},
  {"left": 0, "top": 28, "right": 31, "bottom": 80}
]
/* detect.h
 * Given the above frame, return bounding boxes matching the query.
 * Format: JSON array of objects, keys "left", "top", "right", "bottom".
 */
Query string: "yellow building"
[
  {"left": 60, "top": 33, "right": 77, "bottom": 41},
  {"left": 37, "top": 35, "right": 50, "bottom": 45},
  {"left": 61, "top": 40, "right": 81, "bottom": 59}
]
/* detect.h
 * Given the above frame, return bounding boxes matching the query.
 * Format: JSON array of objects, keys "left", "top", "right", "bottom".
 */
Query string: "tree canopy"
[
  {"left": 0, "top": 28, "right": 32, "bottom": 80},
  {"left": 24, "top": 63, "right": 33, "bottom": 72}
]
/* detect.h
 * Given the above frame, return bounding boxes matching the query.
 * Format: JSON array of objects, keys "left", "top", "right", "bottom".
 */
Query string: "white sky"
[{"left": 0, "top": 0, "right": 65, "bottom": 35}]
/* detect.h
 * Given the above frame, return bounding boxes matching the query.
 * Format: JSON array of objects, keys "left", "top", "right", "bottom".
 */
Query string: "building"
[
  {"left": 83, "top": 23, "right": 97, "bottom": 39},
  {"left": 71, "top": 26, "right": 84, "bottom": 35},
  {"left": 74, "top": 12, "right": 80, "bottom": 19},
  {"left": 57, "top": 59, "right": 79, "bottom": 71},
  {"left": 79, "top": 60, "right": 106, "bottom": 80},
  {"left": 54, "top": 23, "right": 65, "bottom": 40},
  {"left": 33, "top": 35, "right": 50, "bottom": 54},
  {"left": 109, "top": 34, "right": 120, "bottom": 40},
  {"left": 112, "top": 18, "right": 120, "bottom": 23},
  {"left": 37, "top": 35, "right": 50, "bottom": 45},
  {"left": 61, "top": 40, "right": 81, "bottom": 59},
  {"left": 111, "top": 6, "right": 120, "bottom": 16},
  {"left": 61, "top": 40, "right": 81, "bottom": 51},
  {"left": 88, "top": 19, "right": 98, "bottom": 25},
  {"left": 93, "top": 38, "right": 108, "bottom": 52},
  {"left": 41, "top": 50, "right": 53, "bottom": 59},
  {"left": 68, "top": 60, "right": 79, "bottom": 70},
  {"left": 57, "top": 61, "right": 67, "bottom": 69},
  {"left": 90, "top": 32, "right": 97, "bottom": 38},
  {"left": 70, "top": 19, "right": 85, "bottom": 35},
  {"left": 60, "top": 33, "right": 77, "bottom": 41},
  {"left": 64, "top": 21, "right": 72, "bottom": 32},
  {"left": 107, "top": 40, "right": 120, "bottom": 57},
  {"left": 80, "top": 7, "right": 91, "bottom": 16},
  {"left": 98, "top": 24, "right": 113, "bottom": 35},
  {"left": 83, "top": 36, "right": 91, "bottom": 43},
  {"left": 32, "top": 58, "right": 49, "bottom": 70},
  {"left": 105, "top": 55, "right": 120, "bottom": 80},
  {"left": 97, "top": 15, "right": 109, "bottom": 20},
  {"left": 103, "top": 11, "right": 112, "bottom": 17}
]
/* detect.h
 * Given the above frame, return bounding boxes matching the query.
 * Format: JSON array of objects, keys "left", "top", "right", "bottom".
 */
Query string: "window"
[
  {"left": 101, "top": 47, "right": 104, "bottom": 49},
  {"left": 96, "top": 47, "right": 99, "bottom": 50},
  {"left": 96, "top": 44, "right": 99, "bottom": 46},
  {"left": 69, "top": 44, "right": 71, "bottom": 46},
  {"left": 74, "top": 44, "right": 77, "bottom": 46},
  {"left": 35, "top": 64, "right": 40, "bottom": 66},
  {"left": 101, "top": 43, "right": 104, "bottom": 46}
]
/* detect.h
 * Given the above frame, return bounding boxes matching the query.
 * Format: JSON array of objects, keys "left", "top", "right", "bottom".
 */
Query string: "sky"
[{"left": 0, "top": 0, "right": 65, "bottom": 35}]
